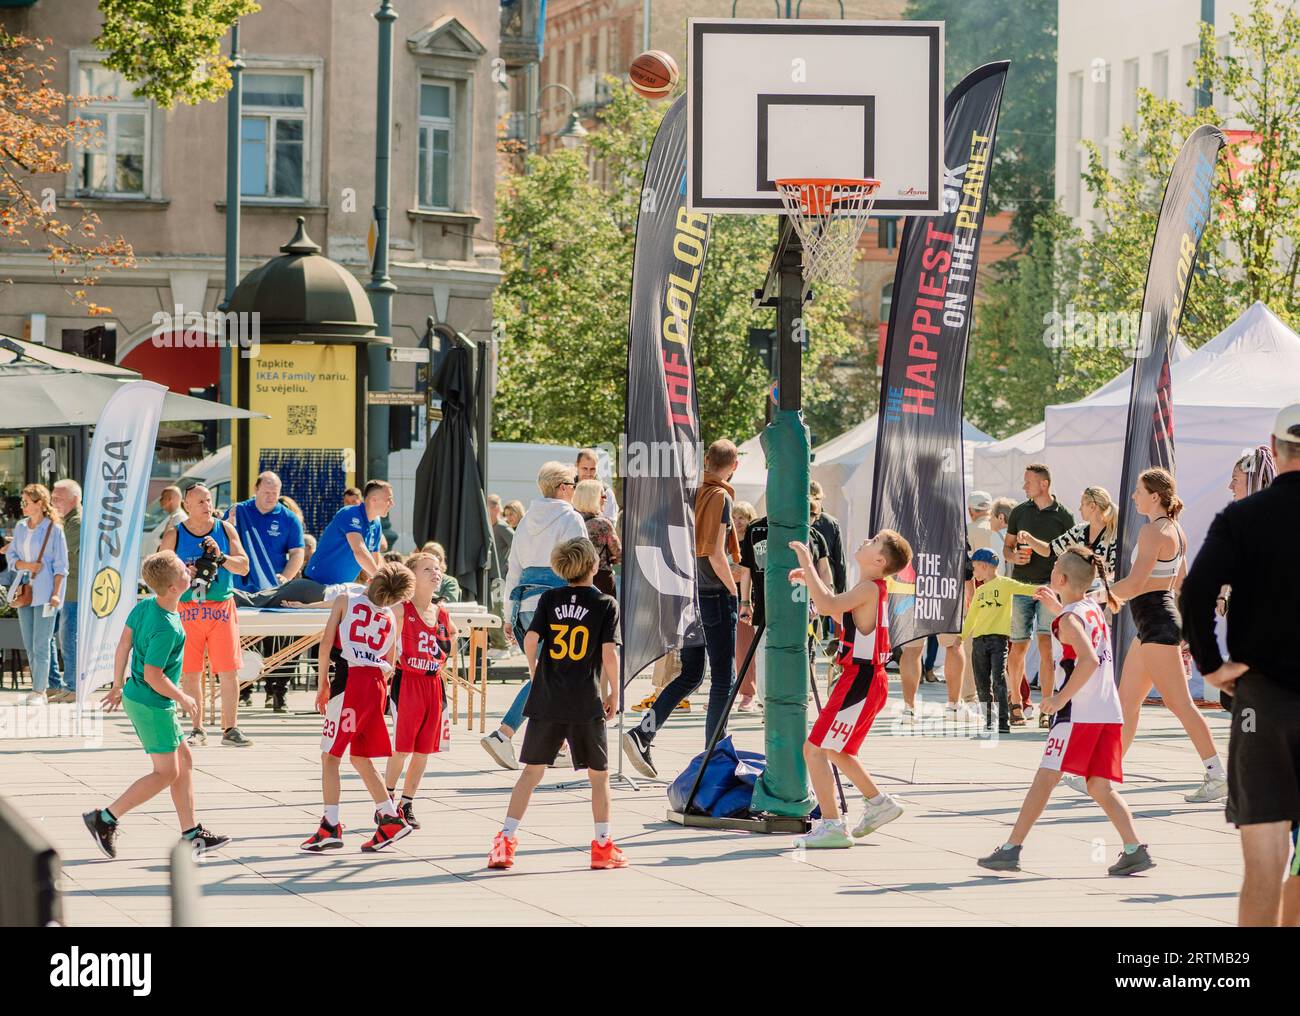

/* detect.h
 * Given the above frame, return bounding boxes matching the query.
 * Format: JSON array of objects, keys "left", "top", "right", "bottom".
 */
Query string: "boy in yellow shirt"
[{"left": 960, "top": 549, "right": 1042, "bottom": 733}]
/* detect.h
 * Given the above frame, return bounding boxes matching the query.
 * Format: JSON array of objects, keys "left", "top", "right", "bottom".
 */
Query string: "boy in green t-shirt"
[{"left": 83, "top": 551, "right": 231, "bottom": 859}]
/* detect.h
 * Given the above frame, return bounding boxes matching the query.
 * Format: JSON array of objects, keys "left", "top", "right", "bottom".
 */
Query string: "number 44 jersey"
[{"left": 524, "top": 584, "right": 621, "bottom": 723}]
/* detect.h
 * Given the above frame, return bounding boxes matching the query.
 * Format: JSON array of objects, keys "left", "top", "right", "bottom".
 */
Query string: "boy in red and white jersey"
[
  {"left": 300, "top": 562, "right": 414, "bottom": 854},
  {"left": 787, "top": 530, "right": 913, "bottom": 849},
  {"left": 383, "top": 552, "right": 458, "bottom": 829},
  {"left": 979, "top": 546, "right": 1156, "bottom": 876}
]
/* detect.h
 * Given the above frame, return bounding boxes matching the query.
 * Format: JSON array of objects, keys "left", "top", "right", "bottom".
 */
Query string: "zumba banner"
[
  {"left": 869, "top": 62, "right": 1009, "bottom": 647},
  {"left": 620, "top": 95, "right": 709, "bottom": 689},
  {"left": 1115, "top": 124, "right": 1224, "bottom": 659},
  {"left": 76, "top": 380, "right": 167, "bottom": 710}
]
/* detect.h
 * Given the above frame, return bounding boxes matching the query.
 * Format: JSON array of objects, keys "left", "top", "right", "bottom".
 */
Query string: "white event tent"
[
  {"left": 1044, "top": 302, "right": 1300, "bottom": 560},
  {"left": 973, "top": 338, "right": 1193, "bottom": 501}
]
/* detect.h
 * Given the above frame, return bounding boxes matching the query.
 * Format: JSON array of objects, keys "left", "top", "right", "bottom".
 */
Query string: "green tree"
[
  {"left": 903, "top": 0, "right": 1058, "bottom": 245},
  {"left": 493, "top": 82, "right": 859, "bottom": 450},
  {"left": 1073, "top": 0, "right": 1300, "bottom": 373},
  {"left": 965, "top": 208, "right": 1079, "bottom": 438},
  {"left": 95, "top": 0, "right": 259, "bottom": 108}
]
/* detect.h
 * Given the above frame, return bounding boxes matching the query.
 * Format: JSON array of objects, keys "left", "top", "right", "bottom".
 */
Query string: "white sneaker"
[
  {"left": 1184, "top": 773, "right": 1228, "bottom": 803},
  {"left": 1061, "top": 773, "right": 1089, "bottom": 794},
  {"left": 486, "top": 648, "right": 511, "bottom": 661},
  {"left": 852, "top": 795, "right": 904, "bottom": 837},
  {"left": 24, "top": 692, "right": 45, "bottom": 706},
  {"left": 899, "top": 706, "right": 917, "bottom": 725},
  {"left": 944, "top": 703, "right": 959, "bottom": 722},
  {"left": 795, "top": 819, "right": 853, "bottom": 849},
  {"left": 480, "top": 731, "right": 520, "bottom": 770}
]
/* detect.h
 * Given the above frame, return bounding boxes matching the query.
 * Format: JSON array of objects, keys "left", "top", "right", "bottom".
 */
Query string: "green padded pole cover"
[{"left": 749, "top": 408, "right": 813, "bottom": 817}]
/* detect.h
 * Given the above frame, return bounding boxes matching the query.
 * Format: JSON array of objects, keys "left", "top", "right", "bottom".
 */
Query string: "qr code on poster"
[{"left": 287, "top": 405, "right": 317, "bottom": 436}]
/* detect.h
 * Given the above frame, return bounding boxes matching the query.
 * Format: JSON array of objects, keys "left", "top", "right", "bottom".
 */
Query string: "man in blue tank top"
[{"left": 160, "top": 483, "right": 252, "bottom": 748}]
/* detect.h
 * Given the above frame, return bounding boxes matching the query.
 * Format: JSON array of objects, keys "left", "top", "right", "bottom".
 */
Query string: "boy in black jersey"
[{"left": 487, "top": 538, "right": 626, "bottom": 871}]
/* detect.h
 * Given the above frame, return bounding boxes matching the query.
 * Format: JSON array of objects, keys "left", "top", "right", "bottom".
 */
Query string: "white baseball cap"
[
  {"left": 967, "top": 490, "right": 992, "bottom": 511},
  {"left": 1273, "top": 403, "right": 1300, "bottom": 444}
]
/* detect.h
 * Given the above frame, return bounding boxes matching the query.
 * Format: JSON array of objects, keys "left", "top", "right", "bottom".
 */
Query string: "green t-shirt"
[
  {"left": 122, "top": 597, "right": 186, "bottom": 709},
  {"left": 1007, "top": 496, "right": 1076, "bottom": 584}
]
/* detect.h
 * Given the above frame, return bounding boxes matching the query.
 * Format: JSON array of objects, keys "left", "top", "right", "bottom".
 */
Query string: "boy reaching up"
[
  {"left": 300, "top": 562, "right": 414, "bottom": 854},
  {"left": 787, "top": 530, "right": 913, "bottom": 849},
  {"left": 488, "top": 538, "right": 625, "bottom": 871},
  {"left": 84, "top": 552, "right": 231, "bottom": 858},
  {"left": 978, "top": 546, "right": 1155, "bottom": 876}
]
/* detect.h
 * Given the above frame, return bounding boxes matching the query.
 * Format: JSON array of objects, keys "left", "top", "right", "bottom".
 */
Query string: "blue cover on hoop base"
[{"left": 666, "top": 736, "right": 766, "bottom": 817}]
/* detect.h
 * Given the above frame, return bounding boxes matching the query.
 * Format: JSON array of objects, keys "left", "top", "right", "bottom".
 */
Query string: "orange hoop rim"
[{"left": 775, "top": 177, "right": 882, "bottom": 215}]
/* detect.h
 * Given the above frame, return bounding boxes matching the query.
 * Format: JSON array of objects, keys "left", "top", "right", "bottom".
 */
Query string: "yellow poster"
[{"left": 236, "top": 343, "right": 358, "bottom": 495}]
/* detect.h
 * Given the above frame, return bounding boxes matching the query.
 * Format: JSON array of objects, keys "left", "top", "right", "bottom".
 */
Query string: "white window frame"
[
  {"left": 1123, "top": 58, "right": 1140, "bottom": 128},
  {"left": 66, "top": 52, "right": 162, "bottom": 200},
  {"left": 411, "top": 66, "right": 474, "bottom": 213},
  {"left": 1151, "top": 51, "right": 1169, "bottom": 101},
  {"left": 417, "top": 79, "right": 456, "bottom": 211},
  {"left": 238, "top": 56, "right": 324, "bottom": 205}
]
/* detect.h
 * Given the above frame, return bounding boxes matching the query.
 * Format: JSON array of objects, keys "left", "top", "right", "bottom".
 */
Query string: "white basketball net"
[{"left": 775, "top": 178, "right": 881, "bottom": 287}]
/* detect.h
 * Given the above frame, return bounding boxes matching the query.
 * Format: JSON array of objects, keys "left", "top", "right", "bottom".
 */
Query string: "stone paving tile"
[{"left": 0, "top": 674, "right": 1244, "bottom": 927}]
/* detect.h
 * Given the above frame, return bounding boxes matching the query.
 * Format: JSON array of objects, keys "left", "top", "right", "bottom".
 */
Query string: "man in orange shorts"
[{"left": 161, "top": 483, "right": 252, "bottom": 747}]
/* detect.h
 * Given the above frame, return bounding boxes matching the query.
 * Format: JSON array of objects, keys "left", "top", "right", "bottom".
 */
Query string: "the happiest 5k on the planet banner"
[
  {"left": 76, "top": 380, "right": 167, "bottom": 711},
  {"left": 237, "top": 344, "right": 358, "bottom": 493}
]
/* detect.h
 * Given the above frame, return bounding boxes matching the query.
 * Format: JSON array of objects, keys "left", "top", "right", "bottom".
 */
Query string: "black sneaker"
[
  {"left": 264, "top": 693, "right": 275, "bottom": 710},
  {"left": 621, "top": 728, "right": 658, "bottom": 779},
  {"left": 272, "top": 692, "right": 286, "bottom": 714},
  {"left": 977, "top": 844, "right": 1022, "bottom": 872},
  {"left": 83, "top": 810, "right": 119, "bottom": 859},
  {"left": 185, "top": 824, "right": 232, "bottom": 855},
  {"left": 1108, "top": 844, "right": 1156, "bottom": 876},
  {"left": 400, "top": 800, "right": 420, "bottom": 829}
]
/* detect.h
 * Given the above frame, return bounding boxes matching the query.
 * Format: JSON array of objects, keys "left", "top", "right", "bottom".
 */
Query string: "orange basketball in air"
[{"left": 629, "top": 50, "right": 679, "bottom": 100}]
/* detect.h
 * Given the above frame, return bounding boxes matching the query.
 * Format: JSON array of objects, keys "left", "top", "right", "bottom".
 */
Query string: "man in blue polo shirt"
[
  {"left": 304, "top": 480, "right": 392, "bottom": 587},
  {"left": 233, "top": 471, "right": 305, "bottom": 594}
]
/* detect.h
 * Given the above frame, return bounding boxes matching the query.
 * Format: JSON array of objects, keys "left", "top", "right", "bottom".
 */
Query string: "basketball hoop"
[{"left": 775, "top": 177, "right": 881, "bottom": 287}]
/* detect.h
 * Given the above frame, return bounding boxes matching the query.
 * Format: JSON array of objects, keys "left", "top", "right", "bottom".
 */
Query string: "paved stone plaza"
[{"left": 1, "top": 674, "right": 1242, "bottom": 927}]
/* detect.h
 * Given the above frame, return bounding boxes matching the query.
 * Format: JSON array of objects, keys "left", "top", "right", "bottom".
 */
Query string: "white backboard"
[{"left": 687, "top": 19, "right": 944, "bottom": 215}]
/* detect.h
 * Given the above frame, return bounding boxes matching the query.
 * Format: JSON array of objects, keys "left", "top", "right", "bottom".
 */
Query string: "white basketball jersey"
[
  {"left": 335, "top": 593, "right": 398, "bottom": 675},
  {"left": 1051, "top": 599, "right": 1122, "bottom": 724}
]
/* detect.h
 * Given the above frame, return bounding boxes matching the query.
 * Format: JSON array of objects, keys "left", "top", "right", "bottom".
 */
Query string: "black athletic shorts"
[
  {"left": 520, "top": 717, "right": 608, "bottom": 771},
  {"left": 1226, "top": 671, "right": 1300, "bottom": 827},
  {"left": 1129, "top": 590, "right": 1182, "bottom": 646}
]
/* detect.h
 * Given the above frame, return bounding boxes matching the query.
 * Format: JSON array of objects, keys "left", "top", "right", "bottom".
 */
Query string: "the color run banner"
[
  {"left": 1115, "top": 124, "right": 1224, "bottom": 660},
  {"left": 620, "top": 95, "right": 709, "bottom": 689},
  {"left": 77, "top": 381, "right": 167, "bottom": 710},
  {"left": 869, "top": 62, "right": 1009, "bottom": 647}
]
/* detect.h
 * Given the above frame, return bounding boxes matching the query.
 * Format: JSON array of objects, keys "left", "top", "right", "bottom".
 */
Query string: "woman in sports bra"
[{"left": 1109, "top": 467, "right": 1225, "bottom": 803}]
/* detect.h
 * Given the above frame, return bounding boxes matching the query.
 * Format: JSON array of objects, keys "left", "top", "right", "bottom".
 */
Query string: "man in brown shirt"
[{"left": 624, "top": 440, "right": 740, "bottom": 779}]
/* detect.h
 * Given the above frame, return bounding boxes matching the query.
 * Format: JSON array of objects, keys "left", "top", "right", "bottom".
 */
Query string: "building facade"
[
  {"left": 0, "top": 0, "right": 504, "bottom": 404},
  {"left": 1054, "top": 0, "right": 1256, "bottom": 230}
]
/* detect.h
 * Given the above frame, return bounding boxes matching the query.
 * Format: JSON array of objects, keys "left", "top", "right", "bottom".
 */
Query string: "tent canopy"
[
  {"left": 0, "top": 367, "right": 266, "bottom": 428},
  {"left": 973, "top": 337, "right": 1192, "bottom": 501},
  {"left": 1044, "top": 301, "right": 1300, "bottom": 558}
]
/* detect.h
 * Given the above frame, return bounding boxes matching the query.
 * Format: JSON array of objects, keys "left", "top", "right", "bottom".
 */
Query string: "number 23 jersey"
[
  {"left": 332, "top": 592, "right": 399, "bottom": 683},
  {"left": 524, "top": 585, "right": 620, "bottom": 722}
]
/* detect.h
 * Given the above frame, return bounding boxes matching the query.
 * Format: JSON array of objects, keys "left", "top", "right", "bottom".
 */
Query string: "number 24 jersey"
[{"left": 524, "top": 585, "right": 620, "bottom": 722}]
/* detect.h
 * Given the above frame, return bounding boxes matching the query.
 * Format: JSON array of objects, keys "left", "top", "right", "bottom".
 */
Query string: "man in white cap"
[
  {"left": 1182, "top": 403, "right": 1300, "bottom": 926},
  {"left": 966, "top": 490, "right": 1002, "bottom": 562}
]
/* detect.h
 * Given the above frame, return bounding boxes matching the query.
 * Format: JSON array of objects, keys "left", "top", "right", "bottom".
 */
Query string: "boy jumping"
[
  {"left": 84, "top": 551, "right": 231, "bottom": 858},
  {"left": 383, "top": 552, "right": 458, "bottom": 828},
  {"left": 978, "top": 546, "right": 1155, "bottom": 875},
  {"left": 788, "top": 531, "right": 913, "bottom": 849},
  {"left": 488, "top": 538, "right": 626, "bottom": 871},
  {"left": 300, "top": 562, "right": 414, "bottom": 854}
]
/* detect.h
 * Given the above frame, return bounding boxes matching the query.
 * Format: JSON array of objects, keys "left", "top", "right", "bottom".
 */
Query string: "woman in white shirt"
[{"left": 5, "top": 484, "right": 70, "bottom": 705}]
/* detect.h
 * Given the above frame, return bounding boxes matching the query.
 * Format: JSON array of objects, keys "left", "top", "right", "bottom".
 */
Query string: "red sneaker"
[
  {"left": 487, "top": 831, "right": 517, "bottom": 869},
  {"left": 299, "top": 818, "right": 344, "bottom": 853},
  {"left": 360, "top": 812, "right": 411, "bottom": 852},
  {"left": 590, "top": 839, "right": 629, "bottom": 869}
]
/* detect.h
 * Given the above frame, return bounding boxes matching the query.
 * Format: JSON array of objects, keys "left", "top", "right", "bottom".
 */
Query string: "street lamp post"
[
  {"left": 219, "top": 21, "right": 243, "bottom": 445},
  {"left": 366, "top": 0, "right": 398, "bottom": 489},
  {"left": 530, "top": 82, "right": 587, "bottom": 155}
]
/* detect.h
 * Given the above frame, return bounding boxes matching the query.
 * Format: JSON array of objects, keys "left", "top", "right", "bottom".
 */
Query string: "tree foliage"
[
  {"left": 0, "top": 31, "right": 134, "bottom": 310},
  {"left": 903, "top": 0, "right": 1058, "bottom": 246},
  {"left": 95, "top": 0, "right": 259, "bottom": 108},
  {"left": 493, "top": 82, "right": 860, "bottom": 451}
]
